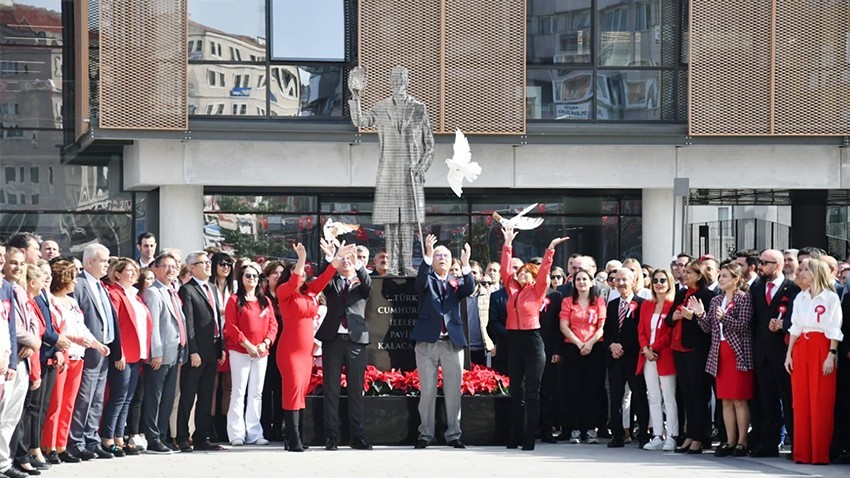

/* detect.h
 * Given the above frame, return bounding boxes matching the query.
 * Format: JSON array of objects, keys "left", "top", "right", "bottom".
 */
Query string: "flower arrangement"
[{"left": 307, "top": 364, "right": 510, "bottom": 397}]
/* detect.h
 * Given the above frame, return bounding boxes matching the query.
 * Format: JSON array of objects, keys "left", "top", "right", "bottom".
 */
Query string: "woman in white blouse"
[{"left": 784, "top": 258, "right": 843, "bottom": 465}]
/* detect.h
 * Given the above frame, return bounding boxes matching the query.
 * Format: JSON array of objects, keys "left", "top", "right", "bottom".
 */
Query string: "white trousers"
[
  {"left": 642, "top": 361, "right": 679, "bottom": 438},
  {"left": 0, "top": 368, "right": 28, "bottom": 470},
  {"left": 227, "top": 351, "right": 268, "bottom": 443}
]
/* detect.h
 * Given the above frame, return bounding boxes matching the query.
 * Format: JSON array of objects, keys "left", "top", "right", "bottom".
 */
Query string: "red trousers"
[
  {"left": 791, "top": 332, "right": 836, "bottom": 464},
  {"left": 41, "top": 359, "right": 83, "bottom": 450}
]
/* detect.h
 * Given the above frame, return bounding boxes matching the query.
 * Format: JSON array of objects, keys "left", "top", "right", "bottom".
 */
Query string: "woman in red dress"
[{"left": 276, "top": 241, "right": 355, "bottom": 452}]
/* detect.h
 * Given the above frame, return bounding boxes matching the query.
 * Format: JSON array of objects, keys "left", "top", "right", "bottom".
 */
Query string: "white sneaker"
[
  {"left": 248, "top": 438, "right": 269, "bottom": 446},
  {"left": 128, "top": 435, "right": 146, "bottom": 451},
  {"left": 230, "top": 439, "right": 244, "bottom": 446},
  {"left": 643, "top": 436, "right": 664, "bottom": 451},
  {"left": 569, "top": 430, "right": 581, "bottom": 444},
  {"left": 662, "top": 437, "right": 677, "bottom": 451},
  {"left": 587, "top": 429, "right": 599, "bottom": 444}
]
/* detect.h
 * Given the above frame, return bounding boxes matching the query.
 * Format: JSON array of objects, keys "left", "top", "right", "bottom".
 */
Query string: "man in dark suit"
[
  {"left": 538, "top": 284, "right": 563, "bottom": 443},
  {"left": 411, "top": 235, "right": 474, "bottom": 449},
  {"left": 177, "top": 251, "right": 225, "bottom": 452},
  {"left": 749, "top": 249, "right": 800, "bottom": 457},
  {"left": 69, "top": 243, "right": 119, "bottom": 460},
  {"left": 142, "top": 253, "right": 187, "bottom": 454},
  {"left": 832, "top": 292, "right": 850, "bottom": 463},
  {"left": 316, "top": 240, "right": 372, "bottom": 451},
  {"left": 604, "top": 268, "right": 649, "bottom": 448}
]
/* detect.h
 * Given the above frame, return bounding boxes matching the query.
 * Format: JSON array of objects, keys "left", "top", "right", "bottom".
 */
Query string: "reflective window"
[
  {"left": 205, "top": 195, "right": 318, "bottom": 213},
  {"left": 595, "top": 70, "right": 662, "bottom": 121},
  {"left": 187, "top": 0, "right": 266, "bottom": 49},
  {"left": 0, "top": 47, "right": 63, "bottom": 129},
  {"left": 597, "top": 0, "right": 663, "bottom": 66},
  {"left": 269, "top": 0, "right": 346, "bottom": 61},
  {"left": 0, "top": 212, "right": 133, "bottom": 257},
  {"left": 189, "top": 64, "right": 267, "bottom": 116},
  {"left": 527, "top": 0, "right": 592, "bottom": 64},
  {"left": 527, "top": 69, "right": 594, "bottom": 120},
  {"left": 270, "top": 65, "right": 343, "bottom": 117},
  {"left": 203, "top": 212, "right": 320, "bottom": 262},
  {"left": 0, "top": 1, "right": 63, "bottom": 46}
]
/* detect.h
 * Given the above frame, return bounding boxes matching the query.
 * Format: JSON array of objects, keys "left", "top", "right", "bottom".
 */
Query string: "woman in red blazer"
[
  {"left": 102, "top": 258, "right": 152, "bottom": 456},
  {"left": 637, "top": 268, "right": 678, "bottom": 451}
]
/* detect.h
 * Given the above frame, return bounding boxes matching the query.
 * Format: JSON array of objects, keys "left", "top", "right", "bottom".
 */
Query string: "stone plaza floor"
[{"left": 46, "top": 441, "right": 847, "bottom": 478}]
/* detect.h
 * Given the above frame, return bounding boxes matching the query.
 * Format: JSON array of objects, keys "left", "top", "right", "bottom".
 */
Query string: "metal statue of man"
[{"left": 348, "top": 66, "right": 434, "bottom": 276}]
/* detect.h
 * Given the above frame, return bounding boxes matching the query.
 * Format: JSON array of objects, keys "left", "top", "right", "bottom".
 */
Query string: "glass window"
[
  {"left": 0, "top": 0, "right": 63, "bottom": 47},
  {"left": 597, "top": 0, "right": 662, "bottom": 66},
  {"left": 205, "top": 195, "right": 318, "bottom": 213},
  {"left": 595, "top": 70, "right": 662, "bottom": 121},
  {"left": 472, "top": 197, "right": 564, "bottom": 215},
  {"left": 190, "top": 64, "right": 267, "bottom": 116},
  {"left": 203, "top": 212, "right": 320, "bottom": 263},
  {"left": 527, "top": 0, "right": 592, "bottom": 64},
  {"left": 187, "top": 0, "right": 266, "bottom": 54},
  {"left": 0, "top": 212, "right": 133, "bottom": 256},
  {"left": 527, "top": 69, "right": 594, "bottom": 120},
  {"left": 0, "top": 47, "right": 63, "bottom": 129},
  {"left": 270, "top": 0, "right": 346, "bottom": 61},
  {"left": 269, "top": 65, "right": 343, "bottom": 117}
]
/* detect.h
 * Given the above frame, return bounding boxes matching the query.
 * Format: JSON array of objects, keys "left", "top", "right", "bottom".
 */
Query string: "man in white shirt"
[
  {"left": 735, "top": 249, "right": 760, "bottom": 287},
  {"left": 137, "top": 233, "right": 158, "bottom": 269}
]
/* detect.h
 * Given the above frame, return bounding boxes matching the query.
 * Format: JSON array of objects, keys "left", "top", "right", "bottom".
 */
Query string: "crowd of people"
[{"left": 0, "top": 229, "right": 848, "bottom": 477}]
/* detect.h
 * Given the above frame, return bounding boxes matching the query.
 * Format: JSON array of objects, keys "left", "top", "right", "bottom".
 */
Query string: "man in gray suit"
[
  {"left": 142, "top": 253, "right": 187, "bottom": 454},
  {"left": 69, "top": 243, "right": 119, "bottom": 460},
  {"left": 315, "top": 239, "right": 372, "bottom": 450}
]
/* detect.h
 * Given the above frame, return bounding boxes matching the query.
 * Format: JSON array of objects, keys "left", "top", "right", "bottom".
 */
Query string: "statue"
[{"left": 348, "top": 66, "right": 435, "bottom": 276}]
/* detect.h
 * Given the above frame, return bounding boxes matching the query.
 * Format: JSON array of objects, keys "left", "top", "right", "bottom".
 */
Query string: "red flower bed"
[{"left": 307, "top": 364, "right": 510, "bottom": 396}]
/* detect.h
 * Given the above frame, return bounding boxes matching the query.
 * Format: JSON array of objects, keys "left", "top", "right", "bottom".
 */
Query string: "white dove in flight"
[
  {"left": 492, "top": 203, "right": 544, "bottom": 230},
  {"left": 445, "top": 128, "right": 481, "bottom": 197},
  {"left": 323, "top": 218, "right": 361, "bottom": 245}
]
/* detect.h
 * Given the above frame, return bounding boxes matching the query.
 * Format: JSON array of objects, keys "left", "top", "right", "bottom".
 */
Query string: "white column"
[
  {"left": 159, "top": 185, "right": 204, "bottom": 258},
  {"left": 642, "top": 188, "right": 678, "bottom": 269}
]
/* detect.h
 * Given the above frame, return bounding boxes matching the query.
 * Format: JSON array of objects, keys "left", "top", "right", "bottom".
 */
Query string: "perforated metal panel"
[
  {"left": 357, "top": 0, "right": 525, "bottom": 134},
  {"left": 98, "top": 0, "right": 187, "bottom": 130},
  {"left": 357, "top": 0, "right": 442, "bottom": 132},
  {"left": 774, "top": 1, "right": 850, "bottom": 135},
  {"left": 689, "top": 0, "right": 772, "bottom": 135}
]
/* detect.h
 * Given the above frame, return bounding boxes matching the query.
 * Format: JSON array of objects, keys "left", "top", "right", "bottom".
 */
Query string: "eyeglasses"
[
  {"left": 192, "top": 260, "right": 212, "bottom": 266},
  {"left": 550, "top": 275, "right": 564, "bottom": 280},
  {"left": 758, "top": 260, "right": 777, "bottom": 266},
  {"left": 243, "top": 273, "right": 259, "bottom": 279},
  {"left": 155, "top": 264, "right": 178, "bottom": 270},
  {"left": 220, "top": 262, "right": 233, "bottom": 268},
  {"left": 652, "top": 277, "right": 668, "bottom": 284},
  {"left": 606, "top": 277, "right": 615, "bottom": 282}
]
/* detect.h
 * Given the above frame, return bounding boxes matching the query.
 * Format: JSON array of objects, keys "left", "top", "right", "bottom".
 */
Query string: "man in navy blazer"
[{"left": 411, "top": 234, "right": 474, "bottom": 449}]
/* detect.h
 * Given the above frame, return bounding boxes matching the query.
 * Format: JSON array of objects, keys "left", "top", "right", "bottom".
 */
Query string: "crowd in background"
[{"left": 0, "top": 229, "right": 848, "bottom": 477}]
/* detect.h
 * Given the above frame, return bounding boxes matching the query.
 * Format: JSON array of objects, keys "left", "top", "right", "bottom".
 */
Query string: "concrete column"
[
  {"left": 159, "top": 185, "right": 204, "bottom": 259},
  {"left": 642, "top": 188, "right": 678, "bottom": 269}
]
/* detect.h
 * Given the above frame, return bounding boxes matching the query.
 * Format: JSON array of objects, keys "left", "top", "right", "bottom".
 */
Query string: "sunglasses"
[
  {"left": 651, "top": 277, "right": 668, "bottom": 284},
  {"left": 550, "top": 275, "right": 564, "bottom": 280},
  {"left": 220, "top": 262, "right": 233, "bottom": 267},
  {"left": 243, "top": 273, "right": 259, "bottom": 279},
  {"left": 758, "top": 260, "right": 777, "bottom": 266}
]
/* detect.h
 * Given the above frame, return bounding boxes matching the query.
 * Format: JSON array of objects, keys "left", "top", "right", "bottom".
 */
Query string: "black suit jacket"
[
  {"left": 750, "top": 278, "right": 800, "bottom": 365},
  {"left": 316, "top": 266, "right": 372, "bottom": 344},
  {"left": 604, "top": 296, "right": 645, "bottom": 362},
  {"left": 665, "top": 287, "right": 714, "bottom": 353},
  {"left": 179, "top": 279, "right": 223, "bottom": 361},
  {"left": 488, "top": 288, "right": 508, "bottom": 347},
  {"left": 840, "top": 293, "right": 850, "bottom": 359},
  {"left": 539, "top": 288, "right": 563, "bottom": 359}
]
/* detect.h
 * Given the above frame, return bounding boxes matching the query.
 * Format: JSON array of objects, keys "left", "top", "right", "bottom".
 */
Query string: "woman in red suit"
[
  {"left": 693, "top": 262, "right": 754, "bottom": 457},
  {"left": 637, "top": 268, "right": 678, "bottom": 451},
  {"left": 276, "top": 241, "right": 355, "bottom": 452},
  {"left": 102, "top": 258, "right": 152, "bottom": 456}
]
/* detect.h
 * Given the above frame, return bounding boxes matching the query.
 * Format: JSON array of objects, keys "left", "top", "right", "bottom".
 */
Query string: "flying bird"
[
  {"left": 323, "top": 218, "right": 361, "bottom": 245},
  {"left": 445, "top": 128, "right": 481, "bottom": 197},
  {"left": 492, "top": 203, "right": 544, "bottom": 230}
]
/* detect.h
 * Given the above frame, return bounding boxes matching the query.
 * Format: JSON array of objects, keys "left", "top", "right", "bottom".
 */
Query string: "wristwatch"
[{"left": 829, "top": 348, "right": 838, "bottom": 355}]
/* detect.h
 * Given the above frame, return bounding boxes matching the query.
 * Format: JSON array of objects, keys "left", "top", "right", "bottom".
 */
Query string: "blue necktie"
[{"left": 96, "top": 281, "right": 115, "bottom": 343}]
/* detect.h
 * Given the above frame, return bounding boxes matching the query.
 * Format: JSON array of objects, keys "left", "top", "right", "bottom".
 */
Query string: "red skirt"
[{"left": 716, "top": 341, "right": 754, "bottom": 400}]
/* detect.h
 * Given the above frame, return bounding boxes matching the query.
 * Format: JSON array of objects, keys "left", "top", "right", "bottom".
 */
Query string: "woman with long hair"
[
  {"left": 210, "top": 252, "right": 234, "bottom": 442},
  {"left": 260, "top": 260, "right": 285, "bottom": 441},
  {"left": 638, "top": 269, "right": 678, "bottom": 452},
  {"left": 784, "top": 258, "right": 843, "bottom": 465},
  {"left": 693, "top": 262, "right": 754, "bottom": 457},
  {"left": 500, "top": 228, "right": 568, "bottom": 450},
  {"left": 559, "top": 268, "right": 608, "bottom": 444},
  {"left": 101, "top": 258, "right": 152, "bottom": 456},
  {"left": 224, "top": 262, "right": 278, "bottom": 446},
  {"left": 665, "top": 260, "right": 715, "bottom": 454},
  {"left": 41, "top": 260, "right": 105, "bottom": 464},
  {"left": 276, "top": 241, "right": 355, "bottom": 452},
  {"left": 125, "top": 267, "right": 156, "bottom": 451}
]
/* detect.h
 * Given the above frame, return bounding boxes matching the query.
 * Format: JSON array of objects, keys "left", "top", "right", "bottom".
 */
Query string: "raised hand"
[
  {"left": 294, "top": 243, "right": 307, "bottom": 261},
  {"left": 319, "top": 238, "right": 337, "bottom": 259},
  {"left": 333, "top": 242, "right": 357, "bottom": 269},
  {"left": 502, "top": 227, "right": 518, "bottom": 246},
  {"left": 460, "top": 243, "right": 471, "bottom": 267},
  {"left": 548, "top": 236, "right": 570, "bottom": 250},
  {"left": 424, "top": 234, "right": 437, "bottom": 258}
]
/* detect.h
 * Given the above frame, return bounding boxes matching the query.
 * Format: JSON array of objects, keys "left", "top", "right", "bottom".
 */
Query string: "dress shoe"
[
  {"left": 731, "top": 445, "right": 748, "bottom": 457},
  {"left": 13, "top": 463, "right": 39, "bottom": 476},
  {"left": 714, "top": 443, "right": 733, "bottom": 457},
  {"left": 2, "top": 466, "right": 30, "bottom": 478},
  {"left": 177, "top": 441, "right": 193, "bottom": 453},
  {"left": 103, "top": 444, "right": 125, "bottom": 457},
  {"left": 686, "top": 446, "right": 704, "bottom": 455},
  {"left": 325, "top": 438, "right": 338, "bottom": 451},
  {"left": 44, "top": 452, "right": 60, "bottom": 466},
  {"left": 123, "top": 445, "right": 141, "bottom": 456},
  {"left": 349, "top": 437, "right": 372, "bottom": 450},
  {"left": 92, "top": 447, "right": 113, "bottom": 459},
  {"left": 607, "top": 439, "right": 625, "bottom": 448},
  {"left": 414, "top": 439, "right": 429, "bottom": 449},
  {"left": 194, "top": 441, "right": 224, "bottom": 451},
  {"left": 833, "top": 449, "right": 850, "bottom": 464},
  {"left": 57, "top": 451, "right": 80, "bottom": 464},
  {"left": 76, "top": 449, "right": 96, "bottom": 461},
  {"left": 165, "top": 441, "right": 180, "bottom": 452},
  {"left": 749, "top": 446, "right": 779, "bottom": 458},
  {"left": 145, "top": 441, "right": 174, "bottom": 454},
  {"left": 26, "top": 457, "right": 49, "bottom": 472},
  {"left": 447, "top": 439, "right": 466, "bottom": 449}
]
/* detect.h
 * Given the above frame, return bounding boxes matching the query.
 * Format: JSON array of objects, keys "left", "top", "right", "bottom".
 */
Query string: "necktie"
[
  {"left": 766, "top": 282, "right": 775, "bottom": 306},
  {"left": 618, "top": 300, "right": 627, "bottom": 332},
  {"left": 96, "top": 281, "right": 114, "bottom": 343},
  {"left": 170, "top": 289, "right": 187, "bottom": 347},
  {"left": 340, "top": 278, "right": 350, "bottom": 329},
  {"left": 202, "top": 283, "right": 220, "bottom": 338},
  {"left": 440, "top": 280, "right": 448, "bottom": 334}
]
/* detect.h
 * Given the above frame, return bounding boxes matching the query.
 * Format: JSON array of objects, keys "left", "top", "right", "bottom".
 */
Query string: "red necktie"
[
  {"left": 766, "top": 282, "right": 775, "bottom": 306},
  {"left": 202, "top": 283, "right": 220, "bottom": 337},
  {"left": 170, "top": 289, "right": 187, "bottom": 347}
]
